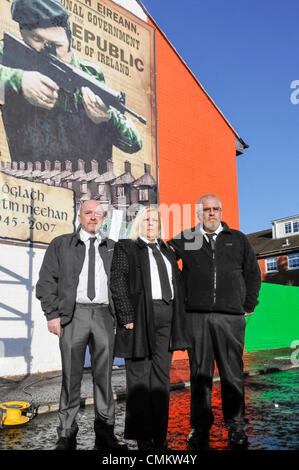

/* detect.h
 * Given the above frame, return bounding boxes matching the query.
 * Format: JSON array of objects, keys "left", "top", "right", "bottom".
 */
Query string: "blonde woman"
[{"left": 110, "top": 205, "right": 189, "bottom": 451}]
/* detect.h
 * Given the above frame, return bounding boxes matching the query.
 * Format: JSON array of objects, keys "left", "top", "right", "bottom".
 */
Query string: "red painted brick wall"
[{"left": 149, "top": 19, "right": 240, "bottom": 236}]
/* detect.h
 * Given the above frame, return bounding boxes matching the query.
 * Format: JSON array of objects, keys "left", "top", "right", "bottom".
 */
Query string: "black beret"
[{"left": 11, "top": 0, "right": 69, "bottom": 30}]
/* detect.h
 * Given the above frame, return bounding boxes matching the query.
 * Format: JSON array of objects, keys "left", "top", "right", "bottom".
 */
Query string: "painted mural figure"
[
  {"left": 0, "top": 0, "right": 142, "bottom": 174},
  {"left": 110, "top": 205, "right": 189, "bottom": 451},
  {"left": 36, "top": 200, "right": 127, "bottom": 450},
  {"left": 169, "top": 194, "right": 261, "bottom": 450}
]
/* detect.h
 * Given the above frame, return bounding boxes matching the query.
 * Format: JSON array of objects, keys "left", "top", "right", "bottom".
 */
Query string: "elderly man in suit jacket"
[{"left": 36, "top": 200, "right": 126, "bottom": 451}]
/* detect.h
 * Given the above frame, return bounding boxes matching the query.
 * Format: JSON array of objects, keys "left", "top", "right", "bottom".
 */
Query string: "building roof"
[
  {"left": 133, "top": 172, "right": 156, "bottom": 187},
  {"left": 111, "top": 172, "right": 135, "bottom": 185},
  {"left": 271, "top": 214, "right": 299, "bottom": 224},
  {"left": 247, "top": 229, "right": 299, "bottom": 257}
]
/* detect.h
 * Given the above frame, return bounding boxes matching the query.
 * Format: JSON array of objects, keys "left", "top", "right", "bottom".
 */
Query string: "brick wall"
[{"left": 150, "top": 18, "right": 240, "bottom": 236}]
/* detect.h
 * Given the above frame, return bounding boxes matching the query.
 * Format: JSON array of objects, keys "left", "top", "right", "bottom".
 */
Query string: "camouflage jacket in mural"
[{"left": 0, "top": 41, "right": 142, "bottom": 173}]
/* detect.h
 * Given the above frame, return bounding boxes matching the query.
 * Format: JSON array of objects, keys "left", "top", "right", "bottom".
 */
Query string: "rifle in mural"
[{"left": 2, "top": 32, "right": 147, "bottom": 125}]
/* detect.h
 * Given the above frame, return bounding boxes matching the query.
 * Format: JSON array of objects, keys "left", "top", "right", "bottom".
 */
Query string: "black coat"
[
  {"left": 36, "top": 230, "right": 115, "bottom": 326},
  {"left": 169, "top": 222, "right": 261, "bottom": 315},
  {"left": 110, "top": 238, "right": 190, "bottom": 359}
]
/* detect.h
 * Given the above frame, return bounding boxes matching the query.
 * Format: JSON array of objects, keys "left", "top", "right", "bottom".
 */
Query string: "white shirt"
[
  {"left": 140, "top": 236, "right": 174, "bottom": 300},
  {"left": 76, "top": 228, "right": 109, "bottom": 304},
  {"left": 200, "top": 223, "right": 223, "bottom": 244}
]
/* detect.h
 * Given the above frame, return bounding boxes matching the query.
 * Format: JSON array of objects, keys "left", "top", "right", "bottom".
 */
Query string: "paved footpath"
[{"left": 0, "top": 347, "right": 298, "bottom": 417}]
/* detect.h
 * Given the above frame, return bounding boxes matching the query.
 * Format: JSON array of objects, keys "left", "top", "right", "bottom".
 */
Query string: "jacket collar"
[
  {"left": 72, "top": 227, "right": 111, "bottom": 246},
  {"left": 136, "top": 237, "right": 167, "bottom": 249},
  {"left": 193, "top": 221, "right": 231, "bottom": 234}
]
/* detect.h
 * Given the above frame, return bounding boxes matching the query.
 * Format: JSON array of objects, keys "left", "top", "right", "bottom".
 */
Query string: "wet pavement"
[{"left": 0, "top": 347, "right": 298, "bottom": 453}]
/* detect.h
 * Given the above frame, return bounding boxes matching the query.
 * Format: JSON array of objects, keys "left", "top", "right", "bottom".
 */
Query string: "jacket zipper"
[{"left": 212, "top": 250, "right": 216, "bottom": 304}]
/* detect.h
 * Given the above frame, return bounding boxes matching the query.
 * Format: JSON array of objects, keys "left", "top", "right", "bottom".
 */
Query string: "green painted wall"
[{"left": 245, "top": 283, "right": 299, "bottom": 351}]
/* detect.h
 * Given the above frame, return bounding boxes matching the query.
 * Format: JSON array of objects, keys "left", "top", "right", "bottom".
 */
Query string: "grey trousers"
[{"left": 58, "top": 303, "right": 115, "bottom": 437}]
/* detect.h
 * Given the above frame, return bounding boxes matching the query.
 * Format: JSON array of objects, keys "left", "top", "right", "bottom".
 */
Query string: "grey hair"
[{"left": 197, "top": 194, "right": 222, "bottom": 223}]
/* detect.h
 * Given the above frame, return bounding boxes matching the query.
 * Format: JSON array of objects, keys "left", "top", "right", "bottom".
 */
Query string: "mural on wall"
[{"left": 0, "top": 0, "right": 157, "bottom": 244}]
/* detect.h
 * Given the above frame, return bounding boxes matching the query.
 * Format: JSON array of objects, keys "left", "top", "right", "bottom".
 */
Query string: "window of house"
[
  {"left": 117, "top": 186, "right": 125, "bottom": 198},
  {"left": 139, "top": 188, "right": 149, "bottom": 201},
  {"left": 265, "top": 257, "right": 278, "bottom": 272},
  {"left": 288, "top": 253, "right": 299, "bottom": 270},
  {"left": 81, "top": 183, "right": 87, "bottom": 193},
  {"left": 284, "top": 220, "right": 299, "bottom": 234},
  {"left": 293, "top": 221, "right": 299, "bottom": 233}
]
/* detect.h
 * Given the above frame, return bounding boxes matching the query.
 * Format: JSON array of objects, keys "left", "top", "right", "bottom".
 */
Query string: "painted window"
[
  {"left": 139, "top": 188, "right": 149, "bottom": 201},
  {"left": 288, "top": 253, "right": 299, "bottom": 270},
  {"left": 117, "top": 186, "right": 125, "bottom": 198},
  {"left": 265, "top": 257, "right": 278, "bottom": 272}
]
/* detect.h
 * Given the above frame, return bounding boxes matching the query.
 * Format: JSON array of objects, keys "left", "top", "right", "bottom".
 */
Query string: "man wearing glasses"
[{"left": 169, "top": 194, "right": 261, "bottom": 450}]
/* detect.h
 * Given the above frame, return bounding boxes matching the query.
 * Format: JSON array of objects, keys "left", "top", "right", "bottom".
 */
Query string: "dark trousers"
[
  {"left": 124, "top": 300, "right": 173, "bottom": 441},
  {"left": 58, "top": 303, "right": 115, "bottom": 437},
  {"left": 188, "top": 313, "right": 246, "bottom": 432}
]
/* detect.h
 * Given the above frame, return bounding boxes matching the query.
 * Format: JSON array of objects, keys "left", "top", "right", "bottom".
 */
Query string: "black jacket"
[
  {"left": 110, "top": 238, "right": 190, "bottom": 359},
  {"left": 36, "top": 230, "right": 115, "bottom": 326},
  {"left": 169, "top": 222, "right": 261, "bottom": 315}
]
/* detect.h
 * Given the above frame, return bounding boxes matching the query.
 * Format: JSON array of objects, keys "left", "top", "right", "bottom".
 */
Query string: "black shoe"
[
  {"left": 228, "top": 429, "right": 248, "bottom": 449},
  {"left": 187, "top": 428, "right": 209, "bottom": 450},
  {"left": 94, "top": 421, "right": 127, "bottom": 451},
  {"left": 94, "top": 434, "right": 127, "bottom": 451},
  {"left": 55, "top": 436, "right": 77, "bottom": 450},
  {"left": 137, "top": 439, "right": 154, "bottom": 451}
]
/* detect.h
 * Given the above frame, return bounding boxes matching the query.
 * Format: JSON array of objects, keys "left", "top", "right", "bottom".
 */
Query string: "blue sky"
[{"left": 140, "top": 0, "right": 299, "bottom": 234}]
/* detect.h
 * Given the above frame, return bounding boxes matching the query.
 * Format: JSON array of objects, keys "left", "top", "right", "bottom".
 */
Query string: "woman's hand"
[{"left": 124, "top": 323, "right": 134, "bottom": 330}]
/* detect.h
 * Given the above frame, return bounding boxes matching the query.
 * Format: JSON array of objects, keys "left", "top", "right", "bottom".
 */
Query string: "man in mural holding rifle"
[{"left": 0, "top": 0, "right": 142, "bottom": 173}]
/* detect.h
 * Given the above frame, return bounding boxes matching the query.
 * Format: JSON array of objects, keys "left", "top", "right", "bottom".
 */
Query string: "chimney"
[
  {"left": 77, "top": 159, "right": 85, "bottom": 171},
  {"left": 35, "top": 161, "right": 41, "bottom": 171},
  {"left": 27, "top": 162, "right": 33, "bottom": 171},
  {"left": 44, "top": 160, "right": 51, "bottom": 171},
  {"left": 91, "top": 159, "right": 99, "bottom": 172},
  {"left": 12, "top": 161, "right": 18, "bottom": 170},
  {"left": 54, "top": 161, "right": 61, "bottom": 171},
  {"left": 65, "top": 160, "right": 72, "bottom": 171},
  {"left": 144, "top": 163, "right": 151, "bottom": 174},
  {"left": 5, "top": 161, "right": 11, "bottom": 170},
  {"left": 106, "top": 160, "right": 113, "bottom": 172},
  {"left": 124, "top": 161, "right": 131, "bottom": 173},
  {"left": 19, "top": 161, "right": 25, "bottom": 170}
]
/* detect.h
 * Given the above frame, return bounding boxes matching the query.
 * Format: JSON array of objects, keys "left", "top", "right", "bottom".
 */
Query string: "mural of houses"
[{"left": 0, "top": 159, "right": 157, "bottom": 219}]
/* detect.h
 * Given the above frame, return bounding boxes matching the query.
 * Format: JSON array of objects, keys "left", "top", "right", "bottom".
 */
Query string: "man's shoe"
[
  {"left": 94, "top": 421, "right": 127, "bottom": 451},
  {"left": 137, "top": 439, "right": 154, "bottom": 451},
  {"left": 94, "top": 434, "right": 127, "bottom": 451},
  {"left": 55, "top": 436, "right": 77, "bottom": 450},
  {"left": 228, "top": 429, "right": 248, "bottom": 449},
  {"left": 187, "top": 428, "right": 209, "bottom": 450}
]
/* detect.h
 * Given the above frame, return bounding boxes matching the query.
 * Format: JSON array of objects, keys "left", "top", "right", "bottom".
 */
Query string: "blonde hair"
[{"left": 129, "top": 205, "right": 162, "bottom": 241}]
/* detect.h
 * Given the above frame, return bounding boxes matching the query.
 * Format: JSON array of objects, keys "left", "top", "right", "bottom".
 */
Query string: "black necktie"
[
  {"left": 148, "top": 243, "right": 172, "bottom": 303},
  {"left": 206, "top": 233, "right": 216, "bottom": 251},
  {"left": 87, "top": 237, "right": 96, "bottom": 301}
]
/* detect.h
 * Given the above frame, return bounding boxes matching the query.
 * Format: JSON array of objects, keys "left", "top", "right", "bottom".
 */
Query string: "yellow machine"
[{"left": 0, "top": 401, "right": 34, "bottom": 426}]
